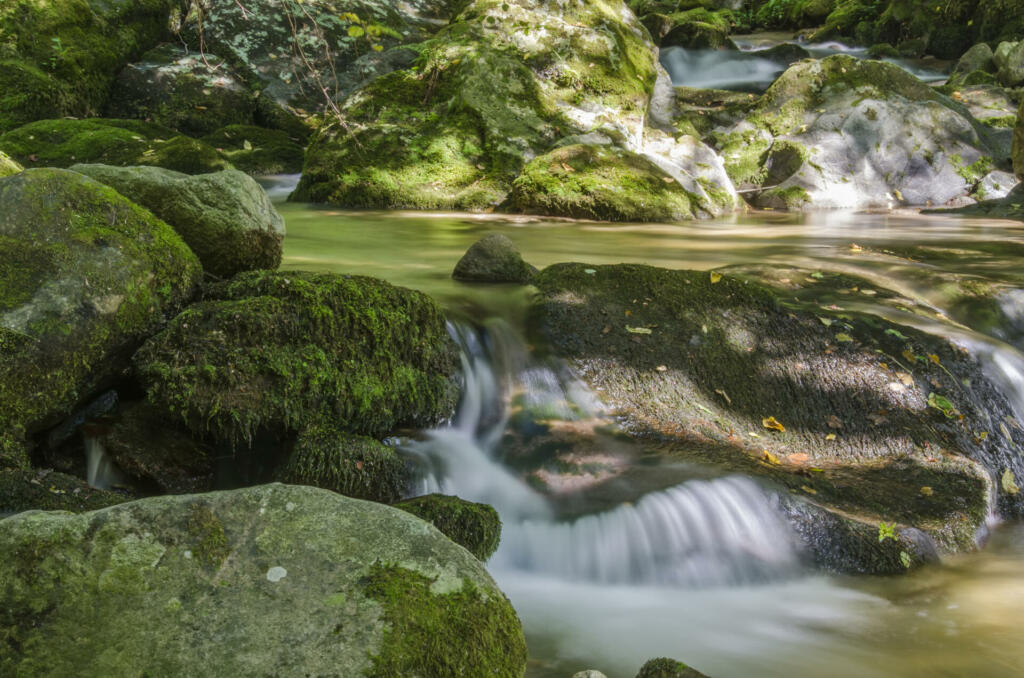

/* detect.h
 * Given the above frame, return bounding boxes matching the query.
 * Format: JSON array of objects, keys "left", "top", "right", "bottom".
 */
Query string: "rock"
[
  {"left": 995, "top": 41, "right": 1024, "bottom": 86},
  {"left": 70, "top": 164, "right": 285, "bottom": 278},
  {"left": 573, "top": 671, "right": 609, "bottom": 678},
  {"left": 0, "top": 484, "right": 528, "bottom": 676},
  {"left": 651, "top": 9, "right": 737, "bottom": 50},
  {"left": 105, "top": 44, "right": 256, "bottom": 137},
  {"left": 453, "top": 234, "right": 538, "bottom": 284},
  {"left": 752, "top": 0, "right": 834, "bottom": 28},
  {"left": 636, "top": 657, "right": 709, "bottom": 678},
  {"left": 529, "top": 263, "right": 1024, "bottom": 572},
  {"left": 0, "top": 150, "right": 20, "bottom": 177},
  {"left": 712, "top": 55, "right": 1004, "bottom": 209},
  {"left": 201, "top": 125, "right": 305, "bottom": 175},
  {"left": 134, "top": 270, "right": 459, "bottom": 446},
  {"left": 0, "top": 119, "right": 230, "bottom": 174},
  {"left": 0, "top": 468, "right": 128, "bottom": 514},
  {"left": 949, "top": 43, "right": 996, "bottom": 87},
  {"left": 394, "top": 494, "right": 503, "bottom": 561},
  {"left": 936, "top": 182, "right": 1024, "bottom": 222},
  {"left": 0, "top": 168, "right": 201, "bottom": 442},
  {"left": 275, "top": 423, "right": 412, "bottom": 504},
  {"left": 0, "top": 0, "right": 184, "bottom": 131},
  {"left": 1015, "top": 100, "right": 1024, "bottom": 178}
]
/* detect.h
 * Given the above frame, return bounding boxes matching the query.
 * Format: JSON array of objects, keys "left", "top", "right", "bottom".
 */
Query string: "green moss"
[
  {"left": 653, "top": 8, "right": 738, "bottom": 49},
  {"left": 0, "top": 469, "right": 128, "bottom": 513},
  {"left": 277, "top": 423, "right": 411, "bottom": 503},
  {"left": 636, "top": 656, "right": 708, "bottom": 678},
  {"left": 0, "top": 150, "right": 21, "bottom": 177},
  {"left": 186, "top": 503, "right": 230, "bottom": 569},
  {"left": 0, "top": 118, "right": 230, "bottom": 174},
  {"left": 506, "top": 144, "right": 697, "bottom": 221},
  {"left": 134, "top": 270, "right": 459, "bottom": 445},
  {"left": 202, "top": 125, "right": 305, "bottom": 175},
  {"left": 759, "top": 185, "right": 811, "bottom": 209},
  {"left": 361, "top": 563, "right": 527, "bottom": 678},
  {"left": 753, "top": 0, "right": 836, "bottom": 29},
  {"left": 1014, "top": 99, "right": 1023, "bottom": 179},
  {"left": 0, "top": 429, "right": 29, "bottom": 470},
  {"left": 394, "top": 494, "right": 502, "bottom": 561},
  {"left": 0, "top": 61, "right": 72, "bottom": 134}
]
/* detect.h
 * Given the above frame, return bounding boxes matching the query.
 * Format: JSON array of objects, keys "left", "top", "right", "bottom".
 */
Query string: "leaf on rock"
[
  {"left": 625, "top": 326, "right": 651, "bottom": 335},
  {"left": 919, "top": 486, "right": 933, "bottom": 496},
  {"left": 761, "top": 450, "right": 780, "bottom": 465},
  {"left": 927, "top": 392, "right": 958, "bottom": 418},
  {"left": 710, "top": 272, "right": 722, "bottom": 284},
  {"left": 1002, "top": 469, "right": 1020, "bottom": 495},
  {"left": 835, "top": 333, "right": 854, "bottom": 343},
  {"left": 762, "top": 416, "right": 785, "bottom": 432}
]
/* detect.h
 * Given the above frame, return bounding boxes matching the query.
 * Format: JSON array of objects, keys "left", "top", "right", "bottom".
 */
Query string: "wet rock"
[
  {"left": 134, "top": 270, "right": 459, "bottom": 447},
  {"left": 0, "top": 468, "right": 128, "bottom": 514},
  {"left": 394, "top": 494, "right": 503, "bottom": 561},
  {"left": 105, "top": 44, "right": 256, "bottom": 137},
  {"left": 71, "top": 164, "right": 285, "bottom": 278},
  {"left": 0, "top": 151, "right": 20, "bottom": 177},
  {"left": 712, "top": 55, "right": 1006, "bottom": 209},
  {"left": 994, "top": 41, "right": 1024, "bottom": 86},
  {"left": 529, "top": 263, "right": 1024, "bottom": 571},
  {"left": 0, "top": 168, "right": 201, "bottom": 443},
  {"left": 573, "top": 671, "right": 609, "bottom": 678},
  {"left": 936, "top": 182, "right": 1024, "bottom": 222},
  {"left": 0, "top": 484, "right": 528, "bottom": 676},
  {"left": 1015, "top": 99, "right": 1024, "bottom": 178},
  {"left": 636, "top": 657, "right": 709, "bottom": 678},
  {"left": 0, "top": 119, "right": 230, "bottom": 174},
  {"left": 201, "top": 125, "right": 305, "bottom": 175},
  {"left": 453, "top": 234, "right": 538, "bottom": 284}
]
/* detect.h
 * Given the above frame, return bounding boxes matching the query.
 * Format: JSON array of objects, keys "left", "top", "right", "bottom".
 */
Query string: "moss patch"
[
  {"left": 202, "top": 125, "right": 305, "bottom": 175},
  {"left": 394, "top": 494, "right": 502, "bottom": 561},
  {"left": 0, "top": 469, "right": 128, "bottom": 513},
  {"left": 186, "top": 502, "right": 230, "bottom": 569}
]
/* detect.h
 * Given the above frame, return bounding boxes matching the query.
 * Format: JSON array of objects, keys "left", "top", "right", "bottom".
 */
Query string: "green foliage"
[
  {"left": 394, "top": 494, "right": 502, "bottom": 561},
  {"left": 877, "top": 521, "right": 897, "bottom": 542}
]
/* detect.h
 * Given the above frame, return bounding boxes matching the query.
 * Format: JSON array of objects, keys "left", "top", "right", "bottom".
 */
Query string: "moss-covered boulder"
[
  {"left": 0, "top": 119, "right": 230, "bottom": 174},
  {"left": 71, "top": 164, "right": 285, "bottom": 278},
  {"left": 0, "top": 150, "right": 20, "bottom": 177},
  {"left": 1014, "top": 99, "right": 1024, "bottom": 179},
  {"left": 105, "top": 44, "right": 256, "bottom": 137},
  {"left": 712, "top": 55, "right": 1005, "bottom": 209},
  {"left": 0, "top": 0, "right": 186, "bottom": 132},
  {"left": 276, "top": 423, "right": 412, "bottom": 504},
  {"left": 0, "top": 484, "right": 528, "bottom": 676},
  {"left": 0, "top": 168, "right": 201, "bottom": 445},
  {"left": 394, "top": 494, "right": 502, "bottom": 561},
  {"left": 645, "top": 8, "right": 738, "bottom": 49},
  {"left": 202, "top": 125, "right": 305, "bottom": 175},
  {"left": 453, "top": 234, "right": 537, "bottom": 283},
  {"left": 995, "top": 41, "right": 1024, "bottom": 87},
  {"left": 134, "top": 270, "right": 459, "bottom": 446},
  {"left": 948, "top": 43, "right": 996, "bottom": 88},
  {"left": 636, "top": 657, "right": 709, "bottom": 678},
  {"left": 529, "top": 263, "right": 1024, "bottom": 571},
  {"left": 752, "top": 0, "right": 835, "bottom": 28}
]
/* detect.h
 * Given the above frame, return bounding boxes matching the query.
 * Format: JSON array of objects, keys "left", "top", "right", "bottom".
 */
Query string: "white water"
[{"left": 84, "top": 436, "right": 124, "bottom": 490}]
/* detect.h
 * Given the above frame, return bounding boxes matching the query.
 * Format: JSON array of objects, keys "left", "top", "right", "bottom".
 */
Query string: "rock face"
[
  {"left": 71, "top": 164, "right": 285, "bottom": 278},
  {"left": 453, "top": 234, "right": 537, "bottom": 283},
  {"left": 529, "top": 263, "right": 1024, "bottom": 571},
  {"left": 134, "top": 270, "right": 460, "bottom": 445},
  {"left": 0, "top": 484, "right": 528, "bottom": 677},
  {"left": 294, "top": 0, "right": 737, "bottom": 219},
  {"left": 712, "top": 55, "right": 1006, "bottom": 209},
  {"left": 0, "top": 169, "right": 201, "bottom": 447},
  {"left": 105, "top": 44, "right": 257, "bottom": 136},
  {"left": 0, "top": 0, "right": 185, "bottom": 131},
  {"left": 0, "top": 119, "right": 230, "bottom": 174},
  {"left": 394, "top": 494, "right": 503, "bottom": 561}
]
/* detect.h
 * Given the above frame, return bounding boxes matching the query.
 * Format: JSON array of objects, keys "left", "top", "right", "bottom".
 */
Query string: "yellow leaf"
[
  {"left": 825, "top": 433, "right": 837, "bottom": 441},
  {"left": 762, "top": 416, "right": 786, "bottom": 432},
  {"left": 761, "top": 450, "right": 780, "bottom": 465},
  {"left": 1001, "top": 469, "right": 1019, "bottom": 495},
  {"left": 849, "top": 243, "right": 863, "bottom": 252},
  {"left": 920, "top": 486, "right": 933, "bottom": 496},
  {"left": 929, "top": 354, "right": 941, "bottom": 365},
  {"left": 835, "top": 333, "right": 854, "bottom": 343},
  {"left": 625, "top": 326, "right": 652, "bottom": 335},
  {"left": 800, "top": 485, "right": 818, "bottom": 495},
  {"left": 655, "top": 365, "right": 667, "bottom": 372},
  {"left": 710, "top": 272, "right": 722, "bottom": 284}
]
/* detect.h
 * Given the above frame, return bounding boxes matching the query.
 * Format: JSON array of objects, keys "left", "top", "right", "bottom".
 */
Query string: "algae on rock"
[{"left": 394, "top": 493, "right": 503, "bottom": 561}]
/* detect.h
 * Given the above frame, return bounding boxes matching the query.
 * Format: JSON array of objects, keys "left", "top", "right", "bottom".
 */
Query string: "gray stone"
[
  {"left": 996, "top": 42, "right": 1024, "bottom": 86},
  {"left": 453, "top": 234, "right": 538, "bottom": 283}
]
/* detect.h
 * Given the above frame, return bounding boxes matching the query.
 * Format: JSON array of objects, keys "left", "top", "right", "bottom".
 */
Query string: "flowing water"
[{"left": 273, "top": 190, "right": 1024, "bottom": 677}]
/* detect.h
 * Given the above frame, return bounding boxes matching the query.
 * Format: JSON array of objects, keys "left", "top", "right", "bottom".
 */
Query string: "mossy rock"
[
  {"left": 0, "top": 150, "right": 21, "bottom": 177},
  {"left": 394, "top": 494, "right": 502, "bottom": 561},
  {"left": 0, "top": 118, "right": 230, "bottom": 174},
  {"left": 0, "top": 0, "right": 186, "bottom": 129},
  {"left": 753, "top": 0, "right": 835, "bottom": 29},
  {"left": 1014, "top": 99, "right": 1023, "bottom": 178},
  {"left": 644, "top": 8, "right": 737, "bottom": 49},
  {"left": 276, "top": 423, "right": 412, "bottom": 504},
  {"left": 0, "top": 484, "right": 528, "bottom": 677},
  {"left": 452, "top": 234, "right": 537, "bottom": 283},
  {"left": 636, "top": 657, "right": 709, "bottom": 678},
  {"left": 0, "top": 168, "right": 201, "bottom": 439},
  {"left": 202, "top": 125, "right": 305, "bottom": 175},
  {"left": 506, "top": 144, "right": 700, "bottom": 222},
  {"left": 105, "top": 44, "right": 256, "bottom": 137},
  {"left": 529, "top": 263, "right": 1024, "bottom": 567},
  {"left": 71, "top": 164, "right": 285, "bottom": 278},
  {"left": 0, "top": 468, "right": 129, "bottom": 515},
  {"left": 0, "top": 430, "right": 29, "bottom": 471},
  {"left": 134, "top": 270, "right": 460, "bottom": 446}
]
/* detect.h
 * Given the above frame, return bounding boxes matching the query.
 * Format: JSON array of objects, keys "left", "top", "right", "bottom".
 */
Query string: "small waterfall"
[
  {"left": 660, "top": 47, "right": 783, "bottom": 92},
  {"left": 407, "top": 322, "right": 801, "bottom": 587},
  {"left": 83, "top": 436, "right": 125, "bottom": 490}
]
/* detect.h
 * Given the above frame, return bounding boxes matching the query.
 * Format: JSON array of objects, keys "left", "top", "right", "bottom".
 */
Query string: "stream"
[{"left": 271, "top": 190, "right": 1024, "bottom": 677}]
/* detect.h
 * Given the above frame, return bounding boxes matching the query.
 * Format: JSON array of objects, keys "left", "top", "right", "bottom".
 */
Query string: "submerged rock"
[
  {"left": 529, "top": 263, "right": 1024, "bottom": 571},
  {"left": 0, "top": 119, "right": 230, "bottom": 174},
  {"left": 134, "top": 270, "right": 459, "bottom": 446},
  {"left": 71, "top": 164, "right": 285, "bottom": 278},
  {"left": 0, "top": 168, "right": 201, "bottom": 445},
  {"left": 453, "top": 234, "right": 537, "bottom": 283},
  {"left": 0, "top": 484, "right": 528, "bottom": 677},
  {"left": 712, "top": 55, "right": 1007, "bottom": 209},
  {"left": 201, "top": 124, "right": 305, "bottom": 175},
  {"left": 394, "top": 494, "right": 503, "bottom": 561}
]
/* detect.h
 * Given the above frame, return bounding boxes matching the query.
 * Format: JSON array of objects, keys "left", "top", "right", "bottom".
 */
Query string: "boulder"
[
  {"left": 995, "top": 41, "right": 1024, "bottom": 87},
  {"left": 948, "top": 43, "right": 996, "bottom": 88},
  {"left": 0, "top": 0, "right": 185, "bottom": 131},
  {"left": 636, "top": 657, "right": 709, "bottom": 678},
  {"left": 0, "top": 119, "right": 229, "bottom": 174},
  {"left": 0, "top": 169, "right": 201, "bottom": 443},
  {"left": 0, "top": 150, "right": 20, "bottom": 177},
  {"left": 646, "top": 9, "right": 738, "bottom": 50},
  {"left": 0, "top": 484, "right": 528, "bottom": 677},
  {"left": 275, "top": 423, "right": 412, "bottom": 504},
  {"left": 134, "top": 270, "right": 459, "bottom": 445},
  {"left": 394, "top": 494, "right": 503, "bottom": 561},
  {"left": 105, "top": 44, "right": 256, "bottom": 136},
  {"left": 529, "top": 263, "right": 1024, "bottom": 571},
  {"left": 71, "top": 164, "right": 285, "bottom": 278},
  {"left": 202, "top": 125, "right": 305, "bottom": 175},
  {"left": 712, "top": 55, "right": 1005, "bottom": 209},
  {"left": 452, "top": 234, "right": 537, "bottom": 284}
]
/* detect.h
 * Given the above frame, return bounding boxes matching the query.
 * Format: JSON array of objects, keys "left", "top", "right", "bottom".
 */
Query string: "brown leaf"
[{"left": 827, "top": 415, "right": 843, "bottom": 429}]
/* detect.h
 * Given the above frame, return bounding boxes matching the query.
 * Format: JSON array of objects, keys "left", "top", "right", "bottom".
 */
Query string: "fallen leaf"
[
  {"left": 655, "top": 365, "right": 668, "bottom": 372},
  {"left": 898, "top": 373, "right": 913, "bottom": 387},
  {"left": 920, "top": 486, "right": 933, "bottom": 496},
  {"left": 928, "top": 354, "right": 941, "bottom": 365},
  {"left": 661, "top": 176, "right": 675, "bottom": 183},
  {"left": 818, "top": 317, "right": 833, "bottom": 327},
  {"left": 900, "top": 551, "right": 912, "bottom": 568},
  {"left": 1001, "top": 469, "right": 1019, "bottom": 495},
  {"left": 710, "top": 272, "right": 723, "bottom": 284},
  {"left": 762, "top": 416, "right": 786, "bottom": 432},
  {"left": 1000, "top": 422, "right": 1012, "bottom": 441},
  {"left": 761, "top": 450, "right": 780, "bottom": 465},
  {"left": 885, "top": 329, "right": 908, "bottom": 340},
  {"left": 835, "top": 333, "right": 854, "bottom": 343},
  {"left": 867, "top": 413, "right": 888, "bottom": 425},
  {"left": 800, "top": 485, "right": 818, "bottom": 495},
  {"left": 584, "top": 268, "right": 597, "bottom": 275},
  {"left": 927, "top": 392, "right": 958, "bottom": 418},
  {"left": 825, "top": 433, "right": 837, "bottom": 441},
  {"left": 827, "top": 415, "right": 843, "bottom": 429},
  {"left": 560, "top": 162, "right": 575, "bottom": 172},
  {"left": 714, "top": 388, "right": 732, "bottom": 404},
  {"left": 849, "top": 243, "right": 863, "bottom": 252},
  {"left": 625, "top": 326, "right": 652, "bottom": 335}
]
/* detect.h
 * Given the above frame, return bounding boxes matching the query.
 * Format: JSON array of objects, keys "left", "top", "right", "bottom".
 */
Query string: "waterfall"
[
  {"left": 406, "top": 322, "right": 801, "bottom": 587},
  {"left": 83, "top": 436, "right": 125, "bottom": 490}
]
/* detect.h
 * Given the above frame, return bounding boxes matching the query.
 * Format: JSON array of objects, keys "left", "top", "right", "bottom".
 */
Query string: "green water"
[{"left": 278, "top": 200, "right": 1024, "bottom": 678}]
